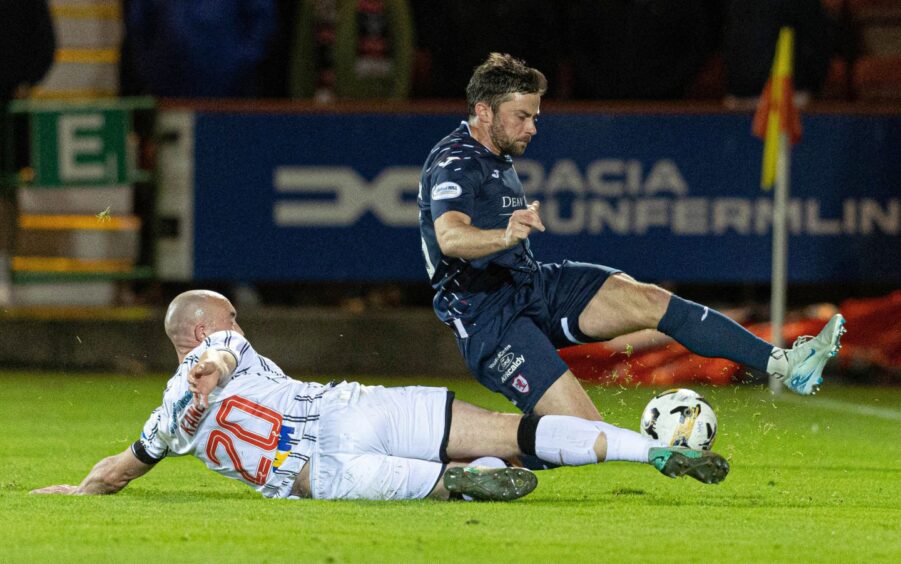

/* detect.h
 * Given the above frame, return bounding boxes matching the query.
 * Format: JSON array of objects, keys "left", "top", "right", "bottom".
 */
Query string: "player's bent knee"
[
  {"left": 637, "top": 281, "right": 673, "bottom": 315},
  {"left": 580, "top": 274, "right": 671, "bottom": 336},
  {"left": 532, "top": 372, "right": 602, "bottom": 421}
]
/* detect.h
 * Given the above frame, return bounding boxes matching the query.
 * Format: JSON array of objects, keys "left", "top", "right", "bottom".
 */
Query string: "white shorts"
[{"left": 310, "top": 382, "right": 454, "bottom": 500}]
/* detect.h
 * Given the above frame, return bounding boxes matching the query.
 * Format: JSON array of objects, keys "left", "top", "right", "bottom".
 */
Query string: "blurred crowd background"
[
  {"left": 119, "top": 0, "right": 900, "bottom": 104},
  {"left": 5, "top": 1, "right": 901, "bottom": 105}
]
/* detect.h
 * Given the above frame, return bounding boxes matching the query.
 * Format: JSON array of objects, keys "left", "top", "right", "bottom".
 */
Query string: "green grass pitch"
[{"left": 2, "top": 371, "right": 900, "bottom": 562}]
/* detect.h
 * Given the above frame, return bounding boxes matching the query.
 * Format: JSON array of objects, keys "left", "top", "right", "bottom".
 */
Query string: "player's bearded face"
[
  {"left": 488, "top": 94, "right": 540, "bottom": 157},
  {"left": 489, "top": 116, "right": 527, "bottom": 157}
]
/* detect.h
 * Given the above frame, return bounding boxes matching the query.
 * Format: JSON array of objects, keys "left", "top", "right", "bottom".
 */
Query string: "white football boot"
[{"left": 781, "top": 313, "right": 847, "bottom": 395}]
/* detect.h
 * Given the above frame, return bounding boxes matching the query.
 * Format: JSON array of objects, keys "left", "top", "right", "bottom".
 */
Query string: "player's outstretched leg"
[
  {"left": 516, "top": 415, "right": 730, "bottom": 485},
  {"left": 648, "top": 447, "right": 730, "bottom": 484},
  {"left": 771, "top": 313, "right": 846, "bottom": 395},
  {"left": 446, "top": 401, "right": 730, "bottom": 485},
  {"left": 499, "top": 413, "right": 731, "bottom": 486},
  {"left": 443, "top": 466, "right": 537, "bottom": 501}
]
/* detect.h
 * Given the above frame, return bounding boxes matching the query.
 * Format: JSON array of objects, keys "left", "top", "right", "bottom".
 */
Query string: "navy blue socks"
[{"left": 657, "top": 295, "right": 773, "bottom": 372}]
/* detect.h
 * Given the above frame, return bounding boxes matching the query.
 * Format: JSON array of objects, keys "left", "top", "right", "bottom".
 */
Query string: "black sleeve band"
[
  {"left": 517, "top": 414, "right": 543, "bottom": 457},
  {"left": 438, "top": 390, "right": 455, "bottom": 464},
  {"left": 131, "top": 440, "right": 163, "bottom": 465}
]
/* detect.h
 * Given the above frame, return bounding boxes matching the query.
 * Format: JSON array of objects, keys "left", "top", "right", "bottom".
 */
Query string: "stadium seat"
[
  {"left": 685, "top": 54, "right": 727, "bottom": 100},
  {"left": 820, "top": 56, "right": 851, "bottom": 100},
  {"left": 848, "top": 0, "right": 901, "bottom": 100},
  {"left": 853, "top": 55, "right": 901, "bottom": 100}
]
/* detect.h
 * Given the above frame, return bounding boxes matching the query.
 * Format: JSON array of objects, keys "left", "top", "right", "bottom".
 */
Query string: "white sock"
[
  {"left": 468, "top": 456, "right": 506, "bottom": 469},
  {"left": 461, "top": 457, "right": 507, "bottom": 501},
  {"left": 766, "top": 347, "right": 790, "bottom": 380},
  {"left": 594, "top": 421, "right": 664, "bottom": 463}
]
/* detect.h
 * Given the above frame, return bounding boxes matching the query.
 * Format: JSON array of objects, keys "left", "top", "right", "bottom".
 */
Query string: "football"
[{"left": 639, "top": 388, "right": 718, "bottom": 450}]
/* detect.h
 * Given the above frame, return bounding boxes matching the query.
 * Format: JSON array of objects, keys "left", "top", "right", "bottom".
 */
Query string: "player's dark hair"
[{"left": 466, "top": 53, "right": 547, "bottom": 117}]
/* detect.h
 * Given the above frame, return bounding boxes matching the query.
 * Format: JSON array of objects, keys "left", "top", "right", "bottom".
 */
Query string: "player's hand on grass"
[
  {"left": 30, "top": 484, "right": 78, "bottom": 495},
  {"left": 503, "top": 201, "right": 545, "bottom": 248}
]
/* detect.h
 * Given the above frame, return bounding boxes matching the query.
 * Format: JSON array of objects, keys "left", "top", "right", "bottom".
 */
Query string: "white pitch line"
[{"left": 778, "top": 395, "right": 901, "bottom": 422}]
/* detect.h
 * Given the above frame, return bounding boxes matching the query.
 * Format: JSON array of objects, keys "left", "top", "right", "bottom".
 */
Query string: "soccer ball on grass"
[{"left": 639, "top": 388, "right": 718, "bottom": 450}]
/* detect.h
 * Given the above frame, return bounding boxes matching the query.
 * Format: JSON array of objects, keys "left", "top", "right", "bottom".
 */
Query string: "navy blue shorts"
[{"left": 456, "top": 260, "right": 620, "bottom": 413}]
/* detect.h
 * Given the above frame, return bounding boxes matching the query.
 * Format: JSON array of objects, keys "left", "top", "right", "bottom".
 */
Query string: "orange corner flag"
[{"left": 752, "top": 27, "right": 802, "bottom": 190}]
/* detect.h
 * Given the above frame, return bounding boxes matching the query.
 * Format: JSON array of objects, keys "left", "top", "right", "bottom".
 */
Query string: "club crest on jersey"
[
  {"left": 432, "top": 181, "right": 462, "bottom": 200},
  {"left": 513, "top": 375, "right": 530, "bottom": 394}
]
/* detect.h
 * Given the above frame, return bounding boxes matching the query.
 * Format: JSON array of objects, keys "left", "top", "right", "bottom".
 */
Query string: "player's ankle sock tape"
[
  {"left": 517, "top": 414, "right": 542, "bottom": 456},
  {"left": 766, "top": 347, "right": 789, "bottom": 380},
  {"left": 657, "top": 295, "right": 773, "bottom": 372},
  {"left": 593, "top": 421, "right": 662, "bottom": 463},
  {"left": 533, "top": 415, "right": 601, "bottom": 467}
]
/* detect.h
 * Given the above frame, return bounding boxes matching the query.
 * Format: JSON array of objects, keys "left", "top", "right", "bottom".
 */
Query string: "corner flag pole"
[
  {"left": 771, "top": 128, "right": 790, "bottom": 392},
  {"left": 752, "top": 27, "right": 802, "bottom": 393}
]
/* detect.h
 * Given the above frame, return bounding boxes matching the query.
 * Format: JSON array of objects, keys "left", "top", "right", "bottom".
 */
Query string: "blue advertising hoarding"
[{"left": 192, "top": 111, "right": 900, "bottom": 283}]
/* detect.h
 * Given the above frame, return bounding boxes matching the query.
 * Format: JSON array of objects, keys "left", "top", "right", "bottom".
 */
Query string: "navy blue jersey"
[{"left": 418, "top": 122, "right": 538, "bottom": 332}]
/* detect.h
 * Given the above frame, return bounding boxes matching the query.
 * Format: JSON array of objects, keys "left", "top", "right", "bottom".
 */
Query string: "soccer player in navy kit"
[{"left": 418, "top": 53, "right": 846, "bottom": 421}]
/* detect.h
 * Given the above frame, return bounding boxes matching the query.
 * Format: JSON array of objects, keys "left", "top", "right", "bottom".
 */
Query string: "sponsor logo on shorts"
[
  {"left": 500, "top": 355, "right": 525, "bottom": 383},
  {"left": 488, "top": 344, "right": 512, "bottom": 370},
  {"left": 431, "top": 181, "right": 462, "bottom": 200},
  {"left": 513, "top": 375, "right": 530, "bottom": 394}
]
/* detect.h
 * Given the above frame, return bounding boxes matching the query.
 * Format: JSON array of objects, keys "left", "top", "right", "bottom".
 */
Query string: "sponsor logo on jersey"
[
  {"left": 438, "top": 156, "right": 461, "bottom": 168},
  {"left": 502, "top": 196, "right": 526, "bottom": 208},
  {"left": 513, "top": 375, "right": 530, "bottom": 393},
  {"left": 432, "top": 181, "right": 463, "bottom": 200},
  {"left": 273, "top": 424, "right": 296, "bottom": 468},
  {"left": 180, "top": 404, "right": 206, "bottom": 436},
  {"left": 170, "top": 391, "right": 195, "bottom": 434}
]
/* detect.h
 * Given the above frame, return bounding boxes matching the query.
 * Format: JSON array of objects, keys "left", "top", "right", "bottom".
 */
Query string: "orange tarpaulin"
[{"left": 562, "top": 291, "right": 901, "bottom": 385}]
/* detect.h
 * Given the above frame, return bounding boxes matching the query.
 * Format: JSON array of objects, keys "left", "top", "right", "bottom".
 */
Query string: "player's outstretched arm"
[
  {"left": 30, "top": 447, "right": 154, "bottom": 495},
  {"left": 188, "top": 348, "right": 237, "bottom": 408},
  {"left": 435, "top": 202, "right": 544, "bottom": 260}
]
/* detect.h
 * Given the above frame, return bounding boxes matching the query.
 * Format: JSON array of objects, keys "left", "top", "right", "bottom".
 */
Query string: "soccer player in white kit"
[{"left": 32, "top": 291, "right": 730, "bottom": 501}]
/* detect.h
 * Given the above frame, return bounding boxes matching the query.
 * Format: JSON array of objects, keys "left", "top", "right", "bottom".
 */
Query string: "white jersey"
[{"left": 132, "top": 330, "right": 328, "bottom": 498}]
